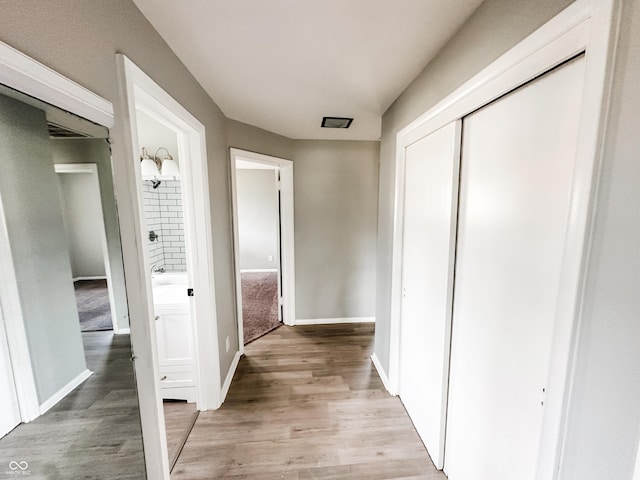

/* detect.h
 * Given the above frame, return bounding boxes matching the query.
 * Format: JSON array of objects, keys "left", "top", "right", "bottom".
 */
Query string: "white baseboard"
[
  {"left": 39, "top": 369, "right": 93, "bottom": 415},
  {"left": 371, "top": 352, "right": 393, "bottom": 395},
  {"left": 220, "top": 351, "right": 242, "bottom": 403},
  {"left": 239, "top": 269, "right": 278, "bottom": 273},
  {"left": 115, "top": 327, "right": 130, "bottom": 335},
  {"left": 295, "top": 316, "right": 375, "bottom": 325},
  {"left": 73, "top": 276, "right": 107, "bottom": 282}
]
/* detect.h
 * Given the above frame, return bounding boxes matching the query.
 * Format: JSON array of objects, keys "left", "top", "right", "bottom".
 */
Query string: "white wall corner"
[
  {"left": 39, "top": 369, "right": 93, "bottom": 415},
  {"left": 371, "top": 352, "right": 393, "bottom": 395},
  {"left": 220, "top": 351, "right": 242, "bottom": 403}
]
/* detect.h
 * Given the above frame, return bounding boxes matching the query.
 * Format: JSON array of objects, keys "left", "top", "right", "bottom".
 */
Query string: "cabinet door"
[{"left": 155, "top": 305, "right": 193, "bottom": 368}]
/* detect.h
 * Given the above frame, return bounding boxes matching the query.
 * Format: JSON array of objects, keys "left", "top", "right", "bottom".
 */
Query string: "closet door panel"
[
  {"left": 445, "top": 56, "right": 586, "bottom": 480},
  {"left": 399, "top": 121, "right": 460, "bottom": 469}
]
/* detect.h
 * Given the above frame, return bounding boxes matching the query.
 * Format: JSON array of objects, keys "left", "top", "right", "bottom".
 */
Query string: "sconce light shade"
[
  {"left": 160, "top": 158, "right": 180, "bottom": 179},
  {"left": 141, "top": 158, "right": 160, "bottom": 179}
]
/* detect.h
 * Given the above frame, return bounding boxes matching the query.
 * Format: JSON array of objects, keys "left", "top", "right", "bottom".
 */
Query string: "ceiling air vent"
[
  {"left": 47, "top": 122, "right": 90, "bottom": 138},
  {"left": 321, "top": 116, "right": 353, "bottom": 129}
]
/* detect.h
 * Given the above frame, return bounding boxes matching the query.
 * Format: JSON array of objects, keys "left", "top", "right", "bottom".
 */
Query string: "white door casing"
[
  {"left": 444, "top": 56, "right": 586, "bottom": 480},
  {"left": 54, "top": 163, "right": 120, "bottom": 333},
  {"left": 0, "top": 299, "right": 20, "bottom": 438},
  {"left": 398, "top": 121, "right": 460, "bottom": 470},
  {"left": 119, "top": 54, "right": 222, "bottom": 480},
  {"left": 229, "top": 148, "right": 295, "bottom": 355}
]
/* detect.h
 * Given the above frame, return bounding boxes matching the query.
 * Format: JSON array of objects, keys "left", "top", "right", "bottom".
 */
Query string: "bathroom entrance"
[{"left": 121, "top": 55, "right": 222, "bottom": 476}]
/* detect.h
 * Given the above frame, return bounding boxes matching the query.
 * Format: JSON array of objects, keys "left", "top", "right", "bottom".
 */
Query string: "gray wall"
[
  {"left": 57, "top": 172, "right": 107, "bottom": 278},
  {"left": 51, "top": 139, "right": 130, "bottom": 331},
  {"left": 228, "top": 122, "right": 381, "bottom": 321},
  {"left": 0, "top": 0, "right": 237, "bottom": 382},
  {"left": 236, "top": 169, "right": 279, "bottom": 271},
  {"left": 227, "top": 119, "right": 294, "bottom": 160},
  {"left": 375, "top": 0, "right": 640, "bottom": 478},
  {"left": 293, "top": 140, "right": 379, "bottom": 320},
  {"left": 0, "top": 95, "right": 87, "bottom": 403}
]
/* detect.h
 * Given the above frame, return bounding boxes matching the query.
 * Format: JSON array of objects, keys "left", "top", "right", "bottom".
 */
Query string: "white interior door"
[
  {"left": 444, "top": 56, "right": 586, "bottom": 480},
  {"left": 0, "top": 301, "right": 21, "bottom": 438},
  {"left": 399, "top": 121, "right": 460, "bottom": 469}
]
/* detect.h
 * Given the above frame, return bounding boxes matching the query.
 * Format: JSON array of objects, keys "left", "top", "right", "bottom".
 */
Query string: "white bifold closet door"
[
  {"left": 444, "top": 56, "right": 586, "bottom": 480},
  {"left": 0, "top": 302, "right": 21, "bottom": 438},
  {"left": 399, "top": 121, "right": 460, "bottom": 469}
]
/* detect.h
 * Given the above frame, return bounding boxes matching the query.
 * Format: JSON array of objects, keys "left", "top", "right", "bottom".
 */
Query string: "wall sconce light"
[{"left": 139, "top": 146, "right": 180, "bottom": 180}]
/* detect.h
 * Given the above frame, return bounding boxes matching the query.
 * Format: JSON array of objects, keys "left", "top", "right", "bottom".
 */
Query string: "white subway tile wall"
[{"left": 142, "top": 180, "right": 187, "bottom": 272}]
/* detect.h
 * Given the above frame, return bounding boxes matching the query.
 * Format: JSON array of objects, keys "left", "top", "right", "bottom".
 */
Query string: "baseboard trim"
[
  {"left": 295, "top": 317, "right": 375, "bottom": 325},
  {"left": 239, "top": 269, "right": 278, "bottom": 273},
  {"left": 115, "top": 327, "right": 130, "bottom": 335},
  {"left": 371, "top": 352, "right": 393, "bottom": 395},
  {"left": 39, "top": 369, "right": 93, "bottom": 415},
  {"left": 220, "top": 351, "right": 242, "bottom": 403},
  {"left": 73, "top": 276, "right": 107, "bottom": 282}
]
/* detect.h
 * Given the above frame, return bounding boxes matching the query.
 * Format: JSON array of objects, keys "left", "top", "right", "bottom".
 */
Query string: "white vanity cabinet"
[{"left": 152, "top": 275, "right": 195, "bottom": 403}]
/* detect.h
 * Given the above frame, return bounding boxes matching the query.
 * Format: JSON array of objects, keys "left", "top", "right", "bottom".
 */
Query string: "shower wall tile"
[{"left": 142, "top": 180, "right": 187, "bottom": 272}]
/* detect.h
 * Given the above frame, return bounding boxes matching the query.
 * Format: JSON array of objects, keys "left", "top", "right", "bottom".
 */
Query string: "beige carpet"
[{"left": 241, "top": 271, "right": 281, "bottom": 344}]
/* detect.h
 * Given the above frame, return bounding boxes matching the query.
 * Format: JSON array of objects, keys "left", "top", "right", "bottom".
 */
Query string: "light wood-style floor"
[
  {"left": 171, "top": 323, "right": 445, "bottom": 480},
  {"left": 164, "top": 400, "right": 198, "bottom": 468},
  {"left": 0, "top": 332, "right": 146, "bottom": 479}
]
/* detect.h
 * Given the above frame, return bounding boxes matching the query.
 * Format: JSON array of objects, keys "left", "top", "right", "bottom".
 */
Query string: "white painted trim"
[
  {"left": 72, "top": 276, "right": 107, "bottom": 282},
  {"left": 633, "top": 440, "right": 640, "bottom": 480},
  {"left": 296, "top": 317, "right": 375, "bottom": 325},
  {"left": 0, "top": 43, "right": 116, "bottom": 426},
  {"left": 229, "top": 148, "right": 296, "bottom": 356},
  {"left": 39, "top": 369, "right": 93, "bottom": 415},
  {"left": 387, "top": 1, "right": 619, "bottom": 478},
  {"left": 54, "top": 164, "right": 97, "bottom": 174},
  {"left": 119, "top": 55, "right": 222, "bottom": 480},
  {"left": 240, "top": 269, "right": 278, "bottom": 273},
  {"left": 116, "top": 327, "right": 131, "bottom": 335},
  {"left": 56, "top": 163, "right": 119, "bottom": 333},
  {"left": 371, "top": 353, "right": 392, "bottom": 394},
  {"left": 0, "top": 40, "right": 114, "bottom": 128},
  {"left": 221, "top": 351, "right": 242, "bottom": 402},
  {"left": 0, "top": 186, "right": 40, "bottom": 424}
]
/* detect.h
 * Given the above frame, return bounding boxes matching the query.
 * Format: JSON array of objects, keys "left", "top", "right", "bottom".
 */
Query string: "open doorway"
[
  {"left": 55, "top": 162, "right": 120, "bottom": 334},
  {"left": 134, "top": 108, "right": 200, "bottom": 469},
  {"left": 230, "top": 148, "right": 296, "bottom": 352},
  {"left": 120, "top": 55, "right": 222, "bottom": 476},
  {"left": 235, "top": 160, "right": 282, "bottom": 344},
  {"left": 0, "top": 76, "right": 145, "bottom": 477}
]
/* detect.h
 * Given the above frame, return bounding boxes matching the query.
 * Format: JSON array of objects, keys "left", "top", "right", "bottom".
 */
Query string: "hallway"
[{"left": 172, "top": 323, "right": 443, "bottom": 479}]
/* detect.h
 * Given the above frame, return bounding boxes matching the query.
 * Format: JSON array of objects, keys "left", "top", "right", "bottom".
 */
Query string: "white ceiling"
[{"left": 132, "top": 0, "right": 484, "bottom": 141}]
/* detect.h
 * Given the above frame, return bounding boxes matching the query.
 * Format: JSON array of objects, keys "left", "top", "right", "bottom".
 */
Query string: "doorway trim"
[
  {"left": 229, "top": 148, "right": 295, "bottom": 352},
  {"left": 386, "top": 0, "right": 619, "bottom": 478},
  {"left": 54, "top": 163, "right": 120, "bottom": 333},
  {"left": 0, "top": 39, "right": 116, "bottom": 425},
  {"left": 119, "top": 54, "right": 222, "bottom": 480}
]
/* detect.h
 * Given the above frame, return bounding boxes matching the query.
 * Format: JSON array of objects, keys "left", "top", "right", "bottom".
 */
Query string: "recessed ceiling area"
[{"left": 132, "top": 0, "right": 484, "bottom": 141}]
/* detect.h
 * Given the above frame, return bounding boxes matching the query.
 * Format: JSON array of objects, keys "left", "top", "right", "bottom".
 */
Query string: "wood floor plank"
[
  {"left": 0, "top": 332, "right": 145, "bottom": 479},
  {"left": 171, "top": 323, "right": 445, "bottom": 480}
]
